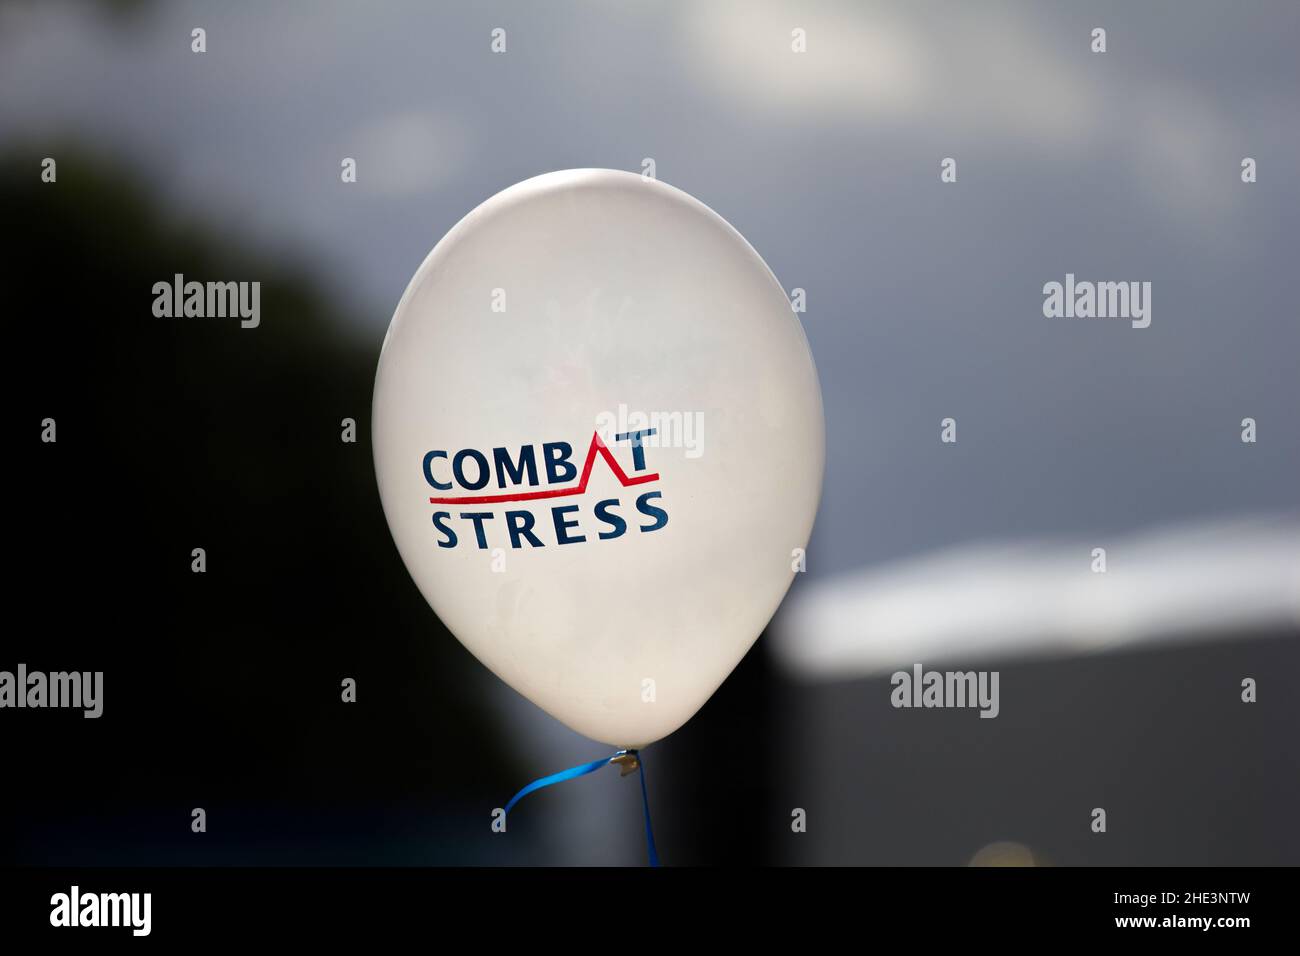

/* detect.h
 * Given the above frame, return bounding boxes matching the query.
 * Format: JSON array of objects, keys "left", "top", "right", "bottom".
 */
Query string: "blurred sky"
[{"left": 3, "top": 0, "right": 1297, "bottom": 581}]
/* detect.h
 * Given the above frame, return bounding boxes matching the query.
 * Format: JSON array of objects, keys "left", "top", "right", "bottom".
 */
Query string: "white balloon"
[{"left": 373, "top": 170, "right": 823, "bottom": 748}]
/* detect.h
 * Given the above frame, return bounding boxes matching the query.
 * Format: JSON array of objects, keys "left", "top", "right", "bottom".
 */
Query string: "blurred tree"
[{"left": 3, "top": 147, "right": 519, "bottom": 864}]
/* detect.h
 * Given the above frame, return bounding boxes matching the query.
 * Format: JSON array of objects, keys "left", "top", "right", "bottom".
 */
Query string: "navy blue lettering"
[
  {"left": 543, "top": 442, "right": 576, "bottom": 483},
  {"left": 594, "top": 498, "right": 627, "bottom": 540},
  {"left": 453, "top": 449, "right": 490, "bottom": 490},
  {"left": 459, "top": 512, "right": 495, "bottom": 549},
  {"left": 493, "top": 446, "right": 538, "bottom": 489},
  {"left": 506, "top": 510, "right": 545, "bottom": 548},
  {"left": 423, "top": 450, "right": 452, "bottom": 490},
  {"left": 552, "top": 505, "right": 586, "bottom": 545},
  {"left": 432, "top": 511, "right": 457, "bottom": 548},
  {"left": 615, "top": 428, "right": 657, "bottom": 472},
  {"left": 635, "top": 491, "right": 668, "bottom": 532}
]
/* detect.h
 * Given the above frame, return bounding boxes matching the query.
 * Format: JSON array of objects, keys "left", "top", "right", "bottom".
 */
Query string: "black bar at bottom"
[{"left": 0, "top": 866, "right": 1281, "bottom": 942}]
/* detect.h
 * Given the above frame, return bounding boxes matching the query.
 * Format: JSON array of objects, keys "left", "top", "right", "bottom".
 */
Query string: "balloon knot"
[{"left": 610, "top": 751, "right": 641, "bottom": 776}]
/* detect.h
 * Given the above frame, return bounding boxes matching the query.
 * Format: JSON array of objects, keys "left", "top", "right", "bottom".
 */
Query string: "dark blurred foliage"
[{"left": 2, "top": 147, "right": 526, "bottom": 864}]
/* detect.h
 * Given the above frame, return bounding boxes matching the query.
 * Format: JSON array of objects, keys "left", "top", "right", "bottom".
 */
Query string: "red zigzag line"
[{"left": 429, "top": 431, "right": 659, "bottom": 505}]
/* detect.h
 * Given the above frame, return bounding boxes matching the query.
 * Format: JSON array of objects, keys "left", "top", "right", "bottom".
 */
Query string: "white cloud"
[
  {"left": 675, "top": 1, "right": 1252, "bottom": 227},
  {"left": 676, "top": 1, "right": 1100, "bottom": 142},
  {"left": 773, "top": 515, "right": 1300, "bottom": 679}
]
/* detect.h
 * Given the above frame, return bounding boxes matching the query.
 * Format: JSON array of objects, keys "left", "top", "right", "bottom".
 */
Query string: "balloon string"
[
  {"left": 636, "top": 752, "right": 660, "bottom": 867},
  {"left": 503, "top": 749, "right": 660, "bottom": 866}
]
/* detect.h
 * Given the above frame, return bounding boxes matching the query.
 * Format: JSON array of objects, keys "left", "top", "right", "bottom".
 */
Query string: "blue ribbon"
[{"left": 503, "top": 749, "right": 660, "bottom": 866}]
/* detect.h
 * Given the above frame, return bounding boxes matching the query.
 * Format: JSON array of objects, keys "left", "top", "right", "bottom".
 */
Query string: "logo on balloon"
[{"left": 422, "top": 427, "right": 668, "bottom": 550}]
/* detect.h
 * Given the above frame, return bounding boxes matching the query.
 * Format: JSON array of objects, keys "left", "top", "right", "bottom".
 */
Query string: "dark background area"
[{"left": 2, "top": 1, "right": 1297, "bottom": 866}]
